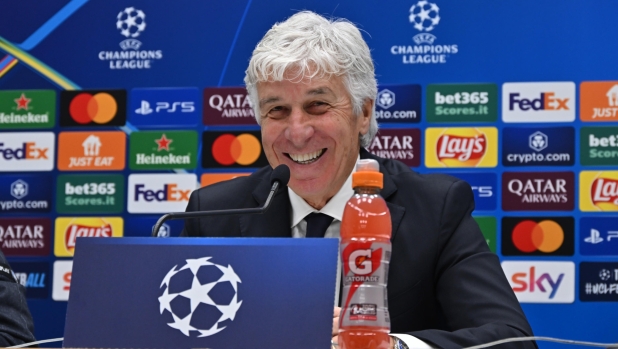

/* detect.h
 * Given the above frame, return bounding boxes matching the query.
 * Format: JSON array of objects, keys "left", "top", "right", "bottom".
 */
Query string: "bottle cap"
[{"left": 352, "top": 159, "right": 383, "bottom": 189}]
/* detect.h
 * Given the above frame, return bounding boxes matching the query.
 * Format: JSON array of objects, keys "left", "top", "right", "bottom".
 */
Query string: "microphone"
[{"left": 151, "top": 164, "right": 291, "bottom": 237}]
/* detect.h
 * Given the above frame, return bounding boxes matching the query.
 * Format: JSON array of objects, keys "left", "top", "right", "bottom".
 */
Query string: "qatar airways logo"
[
  {"left": 503, "top": 172, "right": 574, "bottom": 211},
  {"left": 203, "top": 87, "right": 255, "bottom": 126}
]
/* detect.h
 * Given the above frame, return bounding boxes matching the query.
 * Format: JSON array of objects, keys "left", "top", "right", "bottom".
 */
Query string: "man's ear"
[{"left": 359, "top": 98, "right": 373, "bottom": 135}]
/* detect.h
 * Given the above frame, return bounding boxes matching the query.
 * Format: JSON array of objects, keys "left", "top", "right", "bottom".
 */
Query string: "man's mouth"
[{"left": 285, "top": 149, "right": 326, "bottom": 164}]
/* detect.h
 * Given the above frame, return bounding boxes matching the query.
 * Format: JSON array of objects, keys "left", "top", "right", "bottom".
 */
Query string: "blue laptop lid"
[{"left": 64, "top": 237, "right": 338, "bottom": 349}]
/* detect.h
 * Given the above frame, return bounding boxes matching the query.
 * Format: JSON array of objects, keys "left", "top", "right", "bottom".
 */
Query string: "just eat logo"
[
  {"left": 501, "top": 261, "right": 574, "bottom": 303},
  {"left": 127, "top": 174, "right": 196, "bottom": 213}
]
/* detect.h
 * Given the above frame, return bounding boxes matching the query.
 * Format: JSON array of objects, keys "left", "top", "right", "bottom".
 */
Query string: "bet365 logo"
[{"left": 128, "top": 174, "right": 196, "bottom": 213}]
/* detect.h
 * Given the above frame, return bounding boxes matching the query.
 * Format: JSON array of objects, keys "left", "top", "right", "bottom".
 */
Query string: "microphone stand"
[{"left": 151, "top": 180, "right": 283, "bottom": 237}]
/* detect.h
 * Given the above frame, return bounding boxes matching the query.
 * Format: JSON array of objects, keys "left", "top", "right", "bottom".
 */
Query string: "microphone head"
[{"left": 270, "top": 164, "right": 290, "bottom": 187}]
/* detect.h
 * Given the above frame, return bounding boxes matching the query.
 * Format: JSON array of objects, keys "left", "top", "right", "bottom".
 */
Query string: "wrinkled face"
[{"left": 258, "top": 74, "right": 371, "bottom": 209}]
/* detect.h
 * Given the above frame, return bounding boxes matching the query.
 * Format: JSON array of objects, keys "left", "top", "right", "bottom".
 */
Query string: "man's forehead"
[{"left": 258, "top": 81, "right": 338, "bottom": 105}]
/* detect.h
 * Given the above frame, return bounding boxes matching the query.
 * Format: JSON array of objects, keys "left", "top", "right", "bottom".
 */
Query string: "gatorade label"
[{"left": 340, "top": 241, "right": 391, "bottom": 327}]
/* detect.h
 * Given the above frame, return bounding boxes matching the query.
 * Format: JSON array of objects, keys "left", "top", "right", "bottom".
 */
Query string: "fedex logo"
[
  {"left": 127, "top": 174, "right": 196, "bottom": 213},
  {"left": 502, "top": 82, "right": 575, "bottom": 123},
  {"left": 509, "top": 93, "right": 569, "bottom": 111},
  {"left": 501, "top": 261, "right": 574, "bottom": 303},
  {"left": 134, "top": 184, "right": 190, "bottom": 202},
  {"left": 0, "top": 132, "right": 55, "bottom": 171}
]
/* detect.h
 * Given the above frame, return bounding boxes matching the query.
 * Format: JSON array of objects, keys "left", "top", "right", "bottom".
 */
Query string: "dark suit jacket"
[
  {"left": 0, "top": 250, "right": 36, "bottom": 347},
  {"left": 183, "top": 148, "right": 536, "bottom": 349}
]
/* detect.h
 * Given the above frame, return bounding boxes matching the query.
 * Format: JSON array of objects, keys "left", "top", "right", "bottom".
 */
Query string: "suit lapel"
[
  {"left": 239, "top": 177, "right": 291, "bottom": 237},
  {"left": 361, "top": 149, "right": 405, "bottom": 242}
]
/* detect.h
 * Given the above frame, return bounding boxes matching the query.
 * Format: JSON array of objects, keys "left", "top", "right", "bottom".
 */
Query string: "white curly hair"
[{"left": 244, "top": 11, "right": 378, "bottom": 147}]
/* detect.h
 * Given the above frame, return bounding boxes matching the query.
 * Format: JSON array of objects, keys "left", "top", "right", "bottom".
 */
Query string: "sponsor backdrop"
[{"left": 0, "top": 0, "right": 617, "bottom": 347}]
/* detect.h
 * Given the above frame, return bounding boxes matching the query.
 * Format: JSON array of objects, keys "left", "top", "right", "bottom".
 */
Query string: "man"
[
  {"left": 183, "top": 11, "right": 535, "bottom": 349},
  {"left": 0, "top": 249, "right": 37, "bottom": 346}
]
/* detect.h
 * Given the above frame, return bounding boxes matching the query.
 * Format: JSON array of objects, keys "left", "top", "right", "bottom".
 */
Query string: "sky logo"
[
  {"left": 0, "top": 175, "right": 52, "bottom": 213},
  {"left": 128, "top": 174, "right": 196, "bottom": 213},
  {"left": 0, "top": 132, "right": 55, "bottom": 171},
  {"left": 580, "top": 217, "right": 618, "bottom": 256},
  {"left": 501, "top": 261, "right": 574, "bottom": 303},
  {"left": 502, "top": 82, "right": 575, "bottom": 123},
  {"left": 503, "top": 127, "right": 574, "bottom": 166},
  {"left": 129, "top": 87, "right": 200, "bottom": 127},
  {"left": 449, "top": 172, "right": 496, "bottom": 211}
]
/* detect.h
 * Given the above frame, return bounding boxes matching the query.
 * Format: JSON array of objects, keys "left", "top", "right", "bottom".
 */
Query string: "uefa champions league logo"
[
  {"left": 117, "top": 7, "right": 146, "bottom": 38},
  {"left": 158, "top": 257, "right": 243, "bottom": 337},
  {"left": 409, "top": 1, "right": 440, "bottom": 32}
]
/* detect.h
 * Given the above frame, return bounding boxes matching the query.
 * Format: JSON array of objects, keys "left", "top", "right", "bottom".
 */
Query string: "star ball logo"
[
  {"left": 97, "top": 7, "right": 163, "bottom": 69},
  {"left": 580, "top": 262, "right": 618, "bottom": 302},
  {"left": 0, "top": 132, "right": 55, "bottom": 172},
  {"left": 390, "top": 1, "right": 459, "bottom": 64},
  {"left": 202, "top": 131, "right": 268, "bottom": 169},
  {"left": 128, "top": 174, "right": 197, "bottom": 213},
  {"left": 502, "top": 217, "right": 574, "bottom": 256},
  {"left": 0, "top": 90, "right": 56, "bottom": 129},
  {"left": 158, "top": 257, "right": 242, "bottom": 337},
  {"left": 425, "top": 127, "right": 497, "bottom": 168},
  {"left": 60, "top": 90, "right": 126, "bottom": 127},
  {"left": 54, "top": 217, "right": 123, "bottom": 257},
  {"left": 580, "top": 171, "right": 618, "bottom": 212}
]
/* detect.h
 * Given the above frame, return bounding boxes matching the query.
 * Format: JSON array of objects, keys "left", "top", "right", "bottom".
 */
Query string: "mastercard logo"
[
  {"left": 60, "top": 90, "right": 126, "bottom": 127},
  {"left": 69, "top": 93, "right": 117, "bottom": 124},
  {"left": 212, "top": 133, "right": 261, "bottom": 165},
  {"left": 511, "top": 220, "right": 564, "bottom": 253}
]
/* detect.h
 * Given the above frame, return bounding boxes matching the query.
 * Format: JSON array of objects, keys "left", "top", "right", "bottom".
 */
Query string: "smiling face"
[{"left": 258, "top": 74, "right": 371, "bottom": 209}]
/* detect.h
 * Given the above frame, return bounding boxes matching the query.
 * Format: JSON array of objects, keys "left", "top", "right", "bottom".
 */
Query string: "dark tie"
[{"left": 304, "top": 212, "right": 334, "bottom": 238}]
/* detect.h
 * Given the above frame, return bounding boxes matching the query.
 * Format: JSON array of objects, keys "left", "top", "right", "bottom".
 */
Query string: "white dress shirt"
[{"left": 287, "top": 162, "right": 432, "bottom": 349}]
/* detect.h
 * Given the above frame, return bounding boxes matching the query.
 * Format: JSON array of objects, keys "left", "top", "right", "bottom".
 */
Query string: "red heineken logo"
[
  {"left": 155, "top": 134, "right": 172, "bottom": 151},
  {"left": 14, "top": 93, "right": 31, "bottom": 111}
]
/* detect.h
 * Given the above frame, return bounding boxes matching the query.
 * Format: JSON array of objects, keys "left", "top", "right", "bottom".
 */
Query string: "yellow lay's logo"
[
  {"left": 54, "top": 217, "right": 123, "bottom": 256},
  {"left": 580, "top": 171, "right": 618, "bottom": 212},
  {"left": 425, "top": 127, "right": 498, "bottom": 168}
]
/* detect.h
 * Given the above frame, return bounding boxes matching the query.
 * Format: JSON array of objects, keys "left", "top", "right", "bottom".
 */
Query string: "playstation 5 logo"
[
  {"left": 585, "top": 229, "right": 618, "bottom": 244},
  {"left": 136, "top": 100, "right": 153, "bottom": 115},
  {"left": 135, "top": 100, "right": 195, "bottom": 115}
]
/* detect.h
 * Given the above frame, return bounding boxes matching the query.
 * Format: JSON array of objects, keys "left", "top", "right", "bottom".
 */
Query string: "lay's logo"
[
  {"left": 425, "top": 128, "right": 497, "bottom": 168},
  {"left": 0, "top": 132, "right": 55, "bottom": 171},
  {"left": 580, "top": 171, "right": 618, "bottom": 211},
  {"left": 54, "top": 217, "right": 123, "bottom": 257}
]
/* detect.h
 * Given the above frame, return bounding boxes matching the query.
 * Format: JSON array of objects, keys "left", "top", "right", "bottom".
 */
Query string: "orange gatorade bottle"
[{"left": 339, "top": 159, "right": 392, "bottom": 349}]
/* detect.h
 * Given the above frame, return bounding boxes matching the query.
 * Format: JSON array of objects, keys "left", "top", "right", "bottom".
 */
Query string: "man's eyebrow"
[
  {"left": 306, "top": 87, "right": 334, "bottom": 96},
  {"left": 259, "top": 97, "right": 280, "bottom": 107}
]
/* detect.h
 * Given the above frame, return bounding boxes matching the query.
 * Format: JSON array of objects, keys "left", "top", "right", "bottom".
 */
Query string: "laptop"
[{"left": 64, "top": 237, "right": 338, "bottom": 349}]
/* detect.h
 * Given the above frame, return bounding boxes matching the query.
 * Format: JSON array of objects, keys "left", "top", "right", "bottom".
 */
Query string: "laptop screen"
[{"left": 64, "top": 237, "right": 338, "bottom": 349}]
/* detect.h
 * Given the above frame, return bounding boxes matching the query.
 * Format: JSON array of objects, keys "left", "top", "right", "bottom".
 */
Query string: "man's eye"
[
  {"left": 267, "top": 106, "right": 288, "bottom": 119},
  {"left": 306, "top": 102, "right": 329, "bottom": 114}
]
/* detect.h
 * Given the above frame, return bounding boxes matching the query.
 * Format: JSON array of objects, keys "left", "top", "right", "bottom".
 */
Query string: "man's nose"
[{"left": 284, "top": 108, "right": 314, "bottom": 146}]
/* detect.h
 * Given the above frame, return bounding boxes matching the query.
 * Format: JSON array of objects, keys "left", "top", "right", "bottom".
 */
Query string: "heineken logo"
[
  {"left": 130, "top": 131, "right": 197, "bottom": 170},
  {"left": 0, "top": 90, "right": 56, "bottom": 129}
]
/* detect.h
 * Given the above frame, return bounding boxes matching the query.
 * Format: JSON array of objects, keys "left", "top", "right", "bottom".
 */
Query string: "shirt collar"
[{"left": 288, "top": 155, "right": 358, "bottom": 228}]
